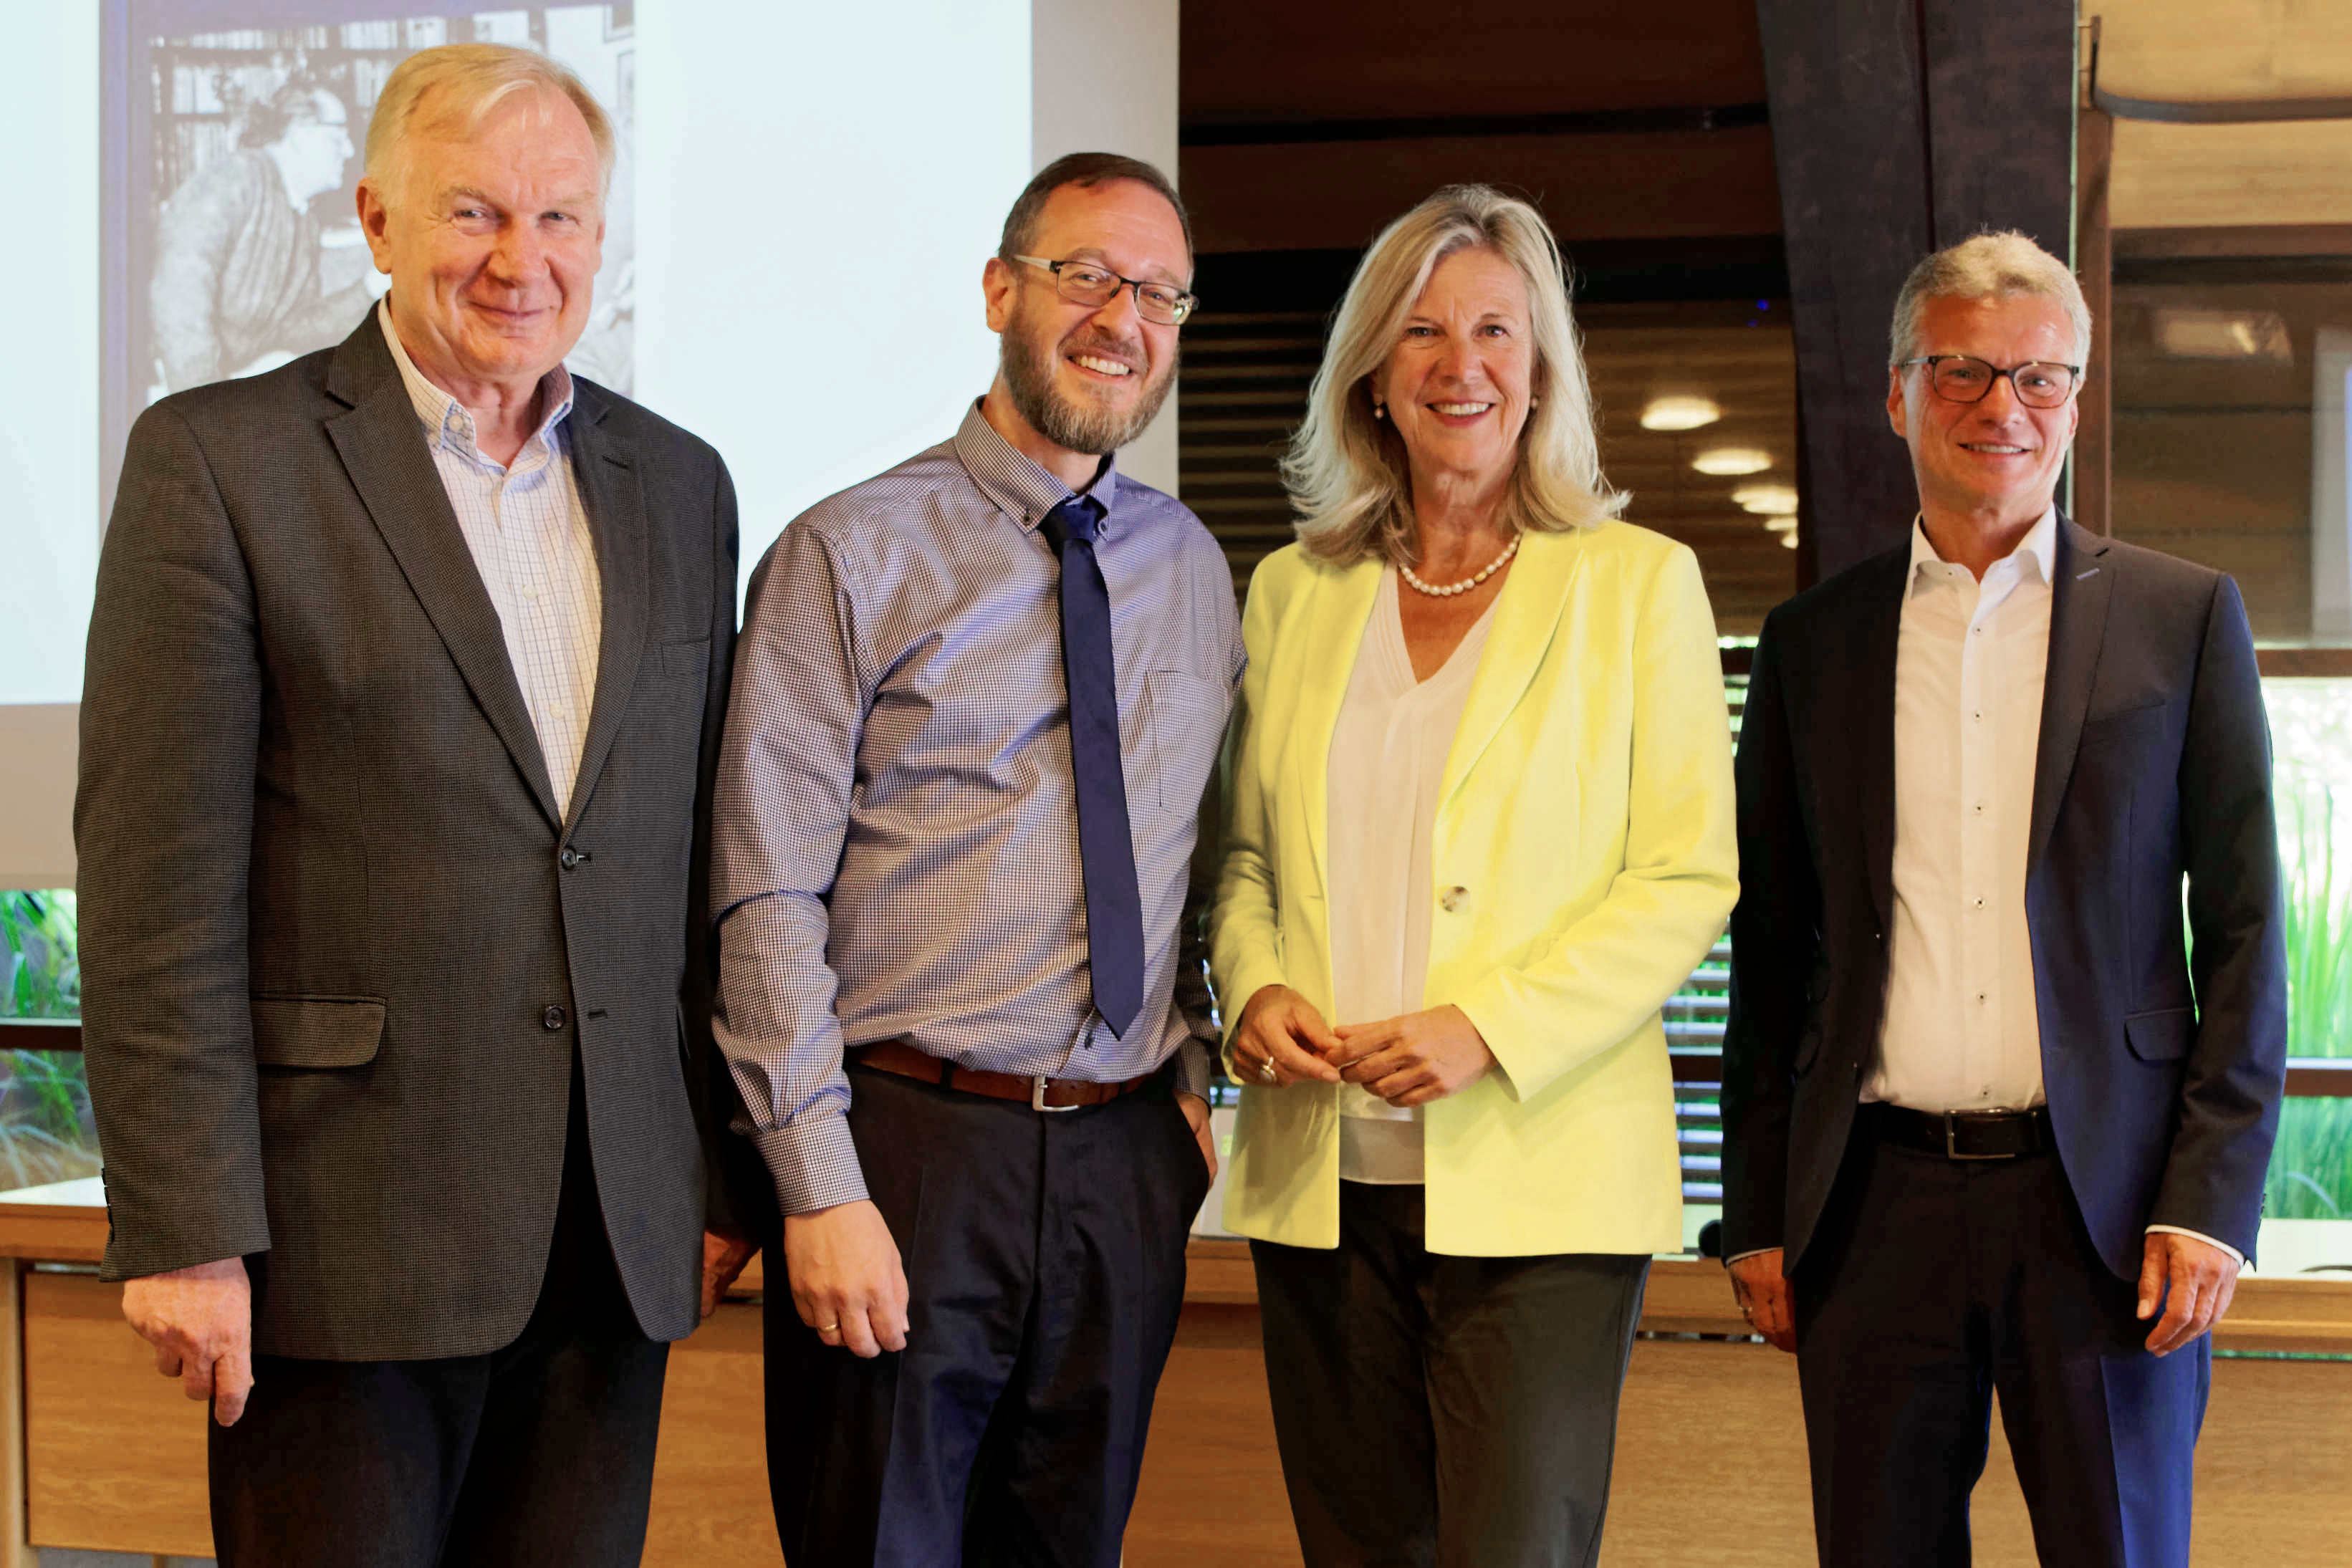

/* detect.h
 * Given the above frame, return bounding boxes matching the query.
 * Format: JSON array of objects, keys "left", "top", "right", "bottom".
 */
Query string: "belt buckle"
[
  {"left": 1031, "top": 1074, "right": 1081, "bottom": 1114},
  {"left": 1943, "top": 1110, "right": 2013, "bottom": 1161}
]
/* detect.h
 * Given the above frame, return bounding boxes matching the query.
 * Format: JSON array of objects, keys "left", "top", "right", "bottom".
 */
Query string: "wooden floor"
[{"left": 17, "top": 1275, "right": 2352, "bottom": 1565}]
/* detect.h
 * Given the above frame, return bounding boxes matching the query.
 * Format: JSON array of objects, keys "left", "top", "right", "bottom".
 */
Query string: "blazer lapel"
[
  {"left": 1844, "top": 549, "right": 1909, "bottom": 933},
  {"left": 324, "top": 318, "right": 561, "bottom": 829},
  {"left": 560, "top": 385, "right": 649, "bottom": 834},
  {"left": 1292, "top": 558, "right": 1383, "bottom": 904},
  {"left": 2027, "top": 518, "right": 2114, "bottom": 875},
  {"left": 1436, "top": 528, "right": 1581, "bottom": 809}
]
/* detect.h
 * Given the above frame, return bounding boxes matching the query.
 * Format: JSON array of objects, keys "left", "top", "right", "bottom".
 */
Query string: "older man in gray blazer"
[{"left": 77, "top": 44, "right": 754, "bottom": 1567}]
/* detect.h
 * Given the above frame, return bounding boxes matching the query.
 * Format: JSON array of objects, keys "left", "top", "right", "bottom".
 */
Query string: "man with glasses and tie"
[
  {"left": 711, "top": 152, "right": 1237, "bottom": 1564},
  {"left": 1719, "top": 230, "right": 2285, "bottom": 1567}
]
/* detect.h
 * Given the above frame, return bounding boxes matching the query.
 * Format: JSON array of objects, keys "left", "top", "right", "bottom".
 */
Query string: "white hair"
[
  {"left": 1281, "top": 183, "right": 1625, "bottom": 567},
  {"left": 1889, "top": 229, "right": 2091, "bottom": 366},
  {"left": 364, "top": 43, "right": 615, "bottom": 201}
]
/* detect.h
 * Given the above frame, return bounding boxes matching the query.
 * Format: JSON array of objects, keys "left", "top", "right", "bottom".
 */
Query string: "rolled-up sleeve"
[{"left": 711, "top": 520, "right": 871, "bottom": 1216}]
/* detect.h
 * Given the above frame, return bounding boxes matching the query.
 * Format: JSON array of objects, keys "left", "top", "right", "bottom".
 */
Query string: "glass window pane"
[{"left": 2111, "top": 260, "right": 2352, "bottom": 646}]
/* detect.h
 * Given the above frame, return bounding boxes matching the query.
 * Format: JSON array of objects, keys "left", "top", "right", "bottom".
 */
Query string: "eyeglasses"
[
  {"left": 1010, "top": 255, "right": 1198, "bottom": 327},
  {"left": 1895, "top": 355, "right": 2082, "bottom": 410}
]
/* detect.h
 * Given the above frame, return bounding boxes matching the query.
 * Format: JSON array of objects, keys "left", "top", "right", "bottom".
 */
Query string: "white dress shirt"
[
  {"left": 1870, "top": 510, "right": 2055, "bottom": 1111},
  {"left": 1866, "top": 508, "right": 2235, "bottom": 1265},
  {"left": 1325, "top": 570, "right": 1499, "bottom": 1185},
  {"left": 380, "top": 299, "right": 603, "bottom": 819}
]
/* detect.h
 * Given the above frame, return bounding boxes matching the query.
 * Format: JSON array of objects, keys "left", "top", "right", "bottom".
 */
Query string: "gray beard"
[{"left": 1000, "top": 307, "right": 1176, "bottom": 457}]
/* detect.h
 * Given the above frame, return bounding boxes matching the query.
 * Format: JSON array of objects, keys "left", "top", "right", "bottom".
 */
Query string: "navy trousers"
[
  {"left": 1794, "top": 1124, "right": 2211, "bottom": 1568},
  {"left": 764, "top": 1062, "right": 1211, "bottom": 1567}
]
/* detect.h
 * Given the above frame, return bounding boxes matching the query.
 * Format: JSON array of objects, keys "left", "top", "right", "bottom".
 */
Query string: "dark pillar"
[{"left": 1757, "top": 0, "right": 2077, "bottom": 581}]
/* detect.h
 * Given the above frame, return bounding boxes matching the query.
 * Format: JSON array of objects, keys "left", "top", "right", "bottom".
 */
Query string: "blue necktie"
[{"left": 1040, "top": 494, "right": 1146, "bottom": 1039}]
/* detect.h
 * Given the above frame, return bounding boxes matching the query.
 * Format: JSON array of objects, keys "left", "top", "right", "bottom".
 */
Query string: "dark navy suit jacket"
[{"left": 1721, "top": 516, "right": 2288, "bottom": 1279}]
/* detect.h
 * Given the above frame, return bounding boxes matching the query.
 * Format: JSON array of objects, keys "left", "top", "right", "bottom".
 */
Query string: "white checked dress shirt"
[
  {"left": 380, "top": 298, "right": 603, "bottom": 818},
  {"left": 1868, "top": 508, "right": 2235, "bottom": 1264}
]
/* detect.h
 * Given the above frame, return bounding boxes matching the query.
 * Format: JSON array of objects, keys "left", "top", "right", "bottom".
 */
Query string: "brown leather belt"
[
  {"left": 847, "top": 1039, "right": 1158, "bottom": 1112},
  {"left": 1863, "top": 1102, "right": 2054, "bottom": 1160}
]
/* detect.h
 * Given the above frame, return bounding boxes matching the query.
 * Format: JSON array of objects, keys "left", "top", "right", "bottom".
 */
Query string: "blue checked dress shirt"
[{"left": 711, "top": 403, "right": 1244, "bottom": 1215}]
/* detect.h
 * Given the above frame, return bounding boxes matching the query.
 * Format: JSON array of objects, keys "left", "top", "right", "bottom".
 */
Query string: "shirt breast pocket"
[{"left": 1145, "top": 670, "right": 1229, "bottom": 812}]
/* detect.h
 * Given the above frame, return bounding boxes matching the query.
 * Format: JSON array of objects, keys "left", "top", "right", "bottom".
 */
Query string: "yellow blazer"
[{"left": 1209, "top": 523, "right": 1737, "bottom": 1255}]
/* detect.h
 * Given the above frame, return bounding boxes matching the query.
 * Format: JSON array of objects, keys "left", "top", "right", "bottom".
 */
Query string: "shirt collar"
[
  {"left": 1906, "top": 504, "right": 2058, "bottom": 593},
  {"left": 951, "top": 399, "right": 1121, "bottom": 537},
  {"left": 377, "top": 297, "right": 575, "bottom": 464}
]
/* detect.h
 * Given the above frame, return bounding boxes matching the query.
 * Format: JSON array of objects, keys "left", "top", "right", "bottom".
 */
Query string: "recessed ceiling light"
[
  {"left": 1640, "top": 395, "right": 1721, "bottom": 432},
  {"left": 1693, "top": 448, "right": 1771, "bottom": 476},
  {"left": 1778, "top": 532, "right": 1799, "bottom": 549},
  {"left": 1762, "top": 514, "right": 1798, "bottom": 532},
  {"left": 1734, "top": 483, "right": 1800, "bottom": 514}
]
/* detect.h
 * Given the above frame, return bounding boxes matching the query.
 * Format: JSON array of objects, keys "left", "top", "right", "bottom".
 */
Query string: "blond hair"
[
  {"left": 1889, "top": 229, "right": 2091, "bottom": 366},
  {"left": 364, "top": 43, "right": 615, "bottom": 201},
  {"left": 1282, "top": 184, "right": 1623, "bottom": 567}
]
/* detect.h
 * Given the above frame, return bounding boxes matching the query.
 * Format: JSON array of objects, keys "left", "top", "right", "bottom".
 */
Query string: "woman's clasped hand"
[{"left": 1232, "top": 984, "right": 1495, "bottom": 1107}]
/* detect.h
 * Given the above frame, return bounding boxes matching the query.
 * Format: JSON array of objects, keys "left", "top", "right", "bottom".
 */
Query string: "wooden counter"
[{"left": 0, "top": 1211, "right": 2346, "bottom": 1565}]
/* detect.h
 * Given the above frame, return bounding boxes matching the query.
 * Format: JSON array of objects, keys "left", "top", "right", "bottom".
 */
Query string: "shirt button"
[
  {"left": 1973, "top": 802, "right": 1986, "bottom": 814},
  {"left": 1972, "top": 625, "right": 1984, "bottom": 636},
  {"left": 1439, "top": 885, "right": 1469, "bottom": 913},
  {"left": 542, "top": 1004, "right": 568, "bottom": 1031},
  {"left": 1973, "top": 897, "right": 1986, "bottom": 908}
]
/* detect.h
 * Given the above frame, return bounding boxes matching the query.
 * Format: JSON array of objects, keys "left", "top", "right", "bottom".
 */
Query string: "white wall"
[
  {"left": 636, "top": 3, "right": 1030, "bottom": 574},
  {"left": 1032, "top": 0, "right": 1184, "bottom": 496},
  {"left": 0, "top": 3, "right": 97, "bottom": 890}
]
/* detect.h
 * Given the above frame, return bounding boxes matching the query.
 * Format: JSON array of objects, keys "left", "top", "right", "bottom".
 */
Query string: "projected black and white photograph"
[{"left": 100, "top": 1, "right": 637, "bottom": 515}]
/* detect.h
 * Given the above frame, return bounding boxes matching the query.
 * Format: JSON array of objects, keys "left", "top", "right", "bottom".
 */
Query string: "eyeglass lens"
[
  {"left": 1931, "top": 357, "right": 2076, "bottom": 408},
  {"left": 1054, "top": 264, "right": 1190, "bottom": 326}
]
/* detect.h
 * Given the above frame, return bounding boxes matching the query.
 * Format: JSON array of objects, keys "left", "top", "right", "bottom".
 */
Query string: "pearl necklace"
[{"left": 1398, "top": 534, "right": 1520, "bottom": 597}]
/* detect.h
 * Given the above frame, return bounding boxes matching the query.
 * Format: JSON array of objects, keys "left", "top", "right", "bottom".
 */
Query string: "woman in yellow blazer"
[{"left": 1211, "top": 186, "right": 1738, "bottom": 1568}]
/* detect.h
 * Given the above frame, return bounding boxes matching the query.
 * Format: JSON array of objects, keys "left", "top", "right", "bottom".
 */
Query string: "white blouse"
[{"left": 1325, "top": 569, "right": 1500, "bottom": 1185}]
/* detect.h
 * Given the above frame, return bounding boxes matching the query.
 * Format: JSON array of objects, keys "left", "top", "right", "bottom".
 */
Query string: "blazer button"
[
  {"left": 1439, "top": 885, "right": 1469, "bottom": 914},
  {"left": 542, "top": 1004, "right": 568, "bottom": 1031},
  {"left": 560, "top": 847, "right": 580, "bottom": 869}
]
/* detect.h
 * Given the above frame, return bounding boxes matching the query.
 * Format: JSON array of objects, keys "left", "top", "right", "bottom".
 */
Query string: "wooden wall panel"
[
  {"left": 1182, "top": 127, "right": 1782, "bottom": 256},
  {"left": 2095, "top": 0, "right": 2352, "bottom": 104},
  {"left": 2113, "top": 118, "right": 2352, "bottom": 231},
  {"left": 1180, "top": 0, "right": 1766, "bottom": 128}
]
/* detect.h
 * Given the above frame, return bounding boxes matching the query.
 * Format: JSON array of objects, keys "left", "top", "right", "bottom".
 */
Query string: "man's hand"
[
  {"left": 120, "top": 1257, "right": 254, "bottom": 1425},
  {"left": 1229, "top": 985, "right": 1343, "bottom": 1088},
  {"left": 2138, "top": 1231, "right": 2240, "bottom": 1356},
  {"left": 783, "top": 1199, "right": 909, "bottom": 1359},
  {"left": 1178, "top": 1092, "right": 1219, "bottom": 1180},
  {"left": 1727, "top": 1249, "right": 1797, "bottom": 1354},
  {"left": 1329, "top": 1005, "right": 1494, "bottom": 1108},
  {"left": 700, "top": 1229, "right": 759, "bottom": 1319}
]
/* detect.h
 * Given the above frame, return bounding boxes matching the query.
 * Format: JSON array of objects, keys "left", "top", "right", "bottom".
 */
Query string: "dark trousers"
[
  {"left": 764, "top": 1063, "right": 1211, "bottom": 1568},
  {"left": 1794, "top": 1123, "right": 2210, "bottom": 1568},
  {"left": 1249, "top": 1183, "right": 1651, "bottom": 1568},
  {"left": 208, "top": 1057, "right": 671, "bottom": 1568}
]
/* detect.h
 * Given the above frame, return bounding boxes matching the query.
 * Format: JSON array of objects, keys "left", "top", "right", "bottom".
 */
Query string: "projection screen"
[{"left": 0, "top": 0, "right": 1067, "bottom": 890}]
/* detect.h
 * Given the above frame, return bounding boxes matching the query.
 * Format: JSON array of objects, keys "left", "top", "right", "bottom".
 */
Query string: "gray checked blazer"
[{"left": 77, "top": 311, "right": 749, "bottom": 1360}]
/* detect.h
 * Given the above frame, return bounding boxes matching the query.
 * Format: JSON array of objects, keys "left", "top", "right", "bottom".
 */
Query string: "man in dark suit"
[
  {"left": 1720, "top": 230, "right": 2286, "bottom": 1568},
  {"left": 77, "top": 44, "right": 754, "bottom": 1566}
]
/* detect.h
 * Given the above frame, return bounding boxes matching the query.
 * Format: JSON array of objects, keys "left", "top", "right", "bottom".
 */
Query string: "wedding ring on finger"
[{"left": 1257, "top": 1055, "right": 1279, "bottom": 1083}]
